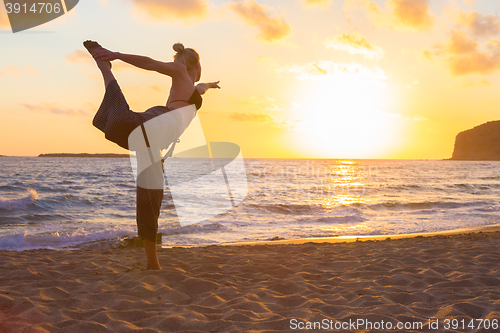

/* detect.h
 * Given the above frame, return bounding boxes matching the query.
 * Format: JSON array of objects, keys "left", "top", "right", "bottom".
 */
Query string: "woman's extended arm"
[
  {"left": 91, "top": 48, "right": 183, "bottom": 77},
  {"left": 196, "top": 81, "right": 221, "bottom": 95}
]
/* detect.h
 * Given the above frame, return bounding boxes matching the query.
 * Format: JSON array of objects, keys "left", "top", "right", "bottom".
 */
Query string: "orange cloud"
[
  {"left": 429, "top": 30, "right": 500, "bottom": 76},
  {"left": 388, "top": 0, "right": 434, "bottom": 30},
  {"left": 448, "top": 42, "right": 500, "bottom": 76},
  {"left": 447, "top": 29, "right": 478, "bottom": 54},
  {"left": 454, "top": 10, "right": 500, "bottom": 38},
  {"left": 324, "top": 32, "right": 384, "bottom": 59},
  {"left": 226, "top": 0, "right": 292, "bottom": 43},
  {"left": 0, "top": 64, "right": 37, "bottom": 77},
  {"left": 124, "top": 0, "right": 208, "bottom": 21},
  {"left": 345, "top": 0, "right": 434, "bottom": 31},
  {"left": 423, "top": 8, "right": 500, "bottom": 76}
]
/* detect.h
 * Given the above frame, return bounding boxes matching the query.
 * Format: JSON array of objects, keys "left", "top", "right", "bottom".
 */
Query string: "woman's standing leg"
[
  {"left": 136, "top": 185, "right": 163, "bottom": 270},
  {"left": 143, "top": 239, "right": 161, "bottom": 270}
]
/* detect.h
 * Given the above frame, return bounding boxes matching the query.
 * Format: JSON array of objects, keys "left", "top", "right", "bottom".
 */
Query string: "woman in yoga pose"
[{"left": 84, "top": 40, "right": 220, "bottom": 270}]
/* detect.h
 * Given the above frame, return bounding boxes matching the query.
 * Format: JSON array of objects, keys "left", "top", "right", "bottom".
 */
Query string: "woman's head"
[{"left": 173, "top": 43, "right": 201, "bottom": 81}]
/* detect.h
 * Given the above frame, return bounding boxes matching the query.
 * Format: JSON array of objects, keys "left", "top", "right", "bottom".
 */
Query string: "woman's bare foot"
[
  {"left": 83, "top": 40, "right": 112, "bottom": 69},
  {"left": 146, "top": 264, "right": 162, "bottom": 270},
  {"left": 143, "top": 238, "right": 162, "bottom": 270}
]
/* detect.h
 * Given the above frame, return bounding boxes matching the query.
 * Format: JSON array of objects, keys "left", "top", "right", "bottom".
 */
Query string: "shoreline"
[
  {"left": 163, "top": 223, "right": 500, "bottom": 248},
  {"left": 1, "top": 224, "right": 500, "bottom": 252}
]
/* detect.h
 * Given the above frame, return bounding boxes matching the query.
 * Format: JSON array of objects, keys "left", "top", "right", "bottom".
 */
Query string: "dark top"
[{"left": 167, "top": 88, "right": 203, "bottom": 110}]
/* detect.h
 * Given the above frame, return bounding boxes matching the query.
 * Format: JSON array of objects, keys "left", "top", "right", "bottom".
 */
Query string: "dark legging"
[
  {"left": 136, "top": 175, "right": 179, "bottom": 242},
  {"left": 136, "top": 186, "right": 164, "bottom": 242}
]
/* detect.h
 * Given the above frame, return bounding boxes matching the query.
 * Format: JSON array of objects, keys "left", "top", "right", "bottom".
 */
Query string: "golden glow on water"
[
  {"left": 319, "top": 160, "right": 370, "bottom": 209},
  {"left": 322, "top": 194, "right": 367, "bottom": 208},
  {"left": 322, "top": 224, "right": 368, "bottom": 235}
]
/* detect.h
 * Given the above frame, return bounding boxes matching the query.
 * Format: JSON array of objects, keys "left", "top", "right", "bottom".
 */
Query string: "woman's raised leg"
[
  {"left": 83, "top": 40, "right": 115, "bottom": 87},
  {"left": 96, "top": 60, "right": 116, "bottom": 88}
]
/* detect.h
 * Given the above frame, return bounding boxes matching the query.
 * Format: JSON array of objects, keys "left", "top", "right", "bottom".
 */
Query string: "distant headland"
[
  {"left": 450, "top": 120, "right": 500, "bottom": 161},
  {"left": 38, "top": 153, "right": 130, "bottom": 158}
]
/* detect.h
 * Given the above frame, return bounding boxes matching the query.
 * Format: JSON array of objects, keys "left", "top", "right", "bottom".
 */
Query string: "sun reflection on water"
[{"left": 319, "top": 160, "right": 371, "bottom": 209}]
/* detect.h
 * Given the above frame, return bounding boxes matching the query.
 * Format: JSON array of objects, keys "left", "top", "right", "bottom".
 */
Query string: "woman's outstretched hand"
[
  {"left": 208, "top": 81, "right": 221, "bottom": 89},
  {"left": 196, "top": 81, "right": 221, "bottom": 95},
  {"left": 92, "top": 48, "right": 119, "bottom": 62}
]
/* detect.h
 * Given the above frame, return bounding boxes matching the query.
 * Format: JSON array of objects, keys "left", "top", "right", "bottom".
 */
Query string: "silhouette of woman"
[{"left": 84, "top": 40, "right": 220, "bottom": 270}]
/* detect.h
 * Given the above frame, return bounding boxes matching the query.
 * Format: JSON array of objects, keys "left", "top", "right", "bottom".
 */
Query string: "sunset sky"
[{"left": 1, "top": 0, "right": 500, "bottom": 159}]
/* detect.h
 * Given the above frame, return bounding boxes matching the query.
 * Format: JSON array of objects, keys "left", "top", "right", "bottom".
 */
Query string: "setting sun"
[{"left": 287, "top": 63, "right": 402, "bottom": 158}]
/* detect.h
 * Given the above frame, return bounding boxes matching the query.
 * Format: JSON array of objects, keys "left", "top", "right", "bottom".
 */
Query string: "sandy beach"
[{"left": 1, "top": 228, "right": 500, "bottom": 332}]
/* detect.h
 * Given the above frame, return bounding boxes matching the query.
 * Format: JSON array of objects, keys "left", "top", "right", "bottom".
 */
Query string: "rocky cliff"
[{"left": 451, "top": 121, "right": 500, "bottom": 160}]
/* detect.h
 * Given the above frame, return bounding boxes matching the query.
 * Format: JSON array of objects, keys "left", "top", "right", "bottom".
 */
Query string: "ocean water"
[{"left": 1, "top": 157, "right": 500, "bottom": 250}]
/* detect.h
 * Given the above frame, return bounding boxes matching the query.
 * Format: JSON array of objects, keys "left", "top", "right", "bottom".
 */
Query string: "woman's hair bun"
[
  {"left": 173, "top": 42, "right": 185, "bottom": 53},
  {"left": 172, "top": 42, "right": 200, "bottom": 70}
]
